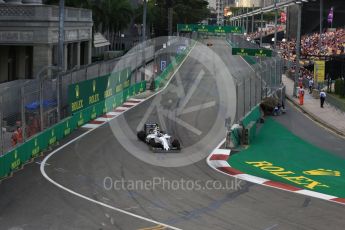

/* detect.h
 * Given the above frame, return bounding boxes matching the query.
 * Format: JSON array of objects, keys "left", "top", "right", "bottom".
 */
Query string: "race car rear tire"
[
  {"left": 137, "top": 131, "right": 146, "bottom": 142},
  {"left": 172, "top": 139, "right": 181, "bottom": 150}
]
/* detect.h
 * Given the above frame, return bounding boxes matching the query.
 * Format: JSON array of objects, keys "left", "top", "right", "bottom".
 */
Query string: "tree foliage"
[
  {"left": 45, "top": 0, "right": 133, "bottom": 48},
  {"left": 135, "top": 0, "right": 210, "bottom": 36}
]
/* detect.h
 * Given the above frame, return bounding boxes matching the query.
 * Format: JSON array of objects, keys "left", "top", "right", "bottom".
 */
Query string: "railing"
[
  {"left": 0, "top": 4, "right": 92, "bottom": 22},
  {"left": 226, "top": 34, "right": 283, "bottom": 122}
]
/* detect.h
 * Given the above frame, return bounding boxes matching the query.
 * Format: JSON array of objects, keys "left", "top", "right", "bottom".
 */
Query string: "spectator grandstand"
[{"left": 279, "top": 28, "right": 345, "bottom": 61}]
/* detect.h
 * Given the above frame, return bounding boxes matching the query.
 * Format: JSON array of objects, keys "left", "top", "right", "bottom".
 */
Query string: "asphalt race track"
[{"left": 0, "top": 38, "right": 345, "bottom": 230}]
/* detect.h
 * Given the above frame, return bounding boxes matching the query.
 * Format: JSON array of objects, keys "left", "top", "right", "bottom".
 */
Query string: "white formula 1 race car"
[{"left": 137, "top": 123, "right": 181, "bottom": 152}]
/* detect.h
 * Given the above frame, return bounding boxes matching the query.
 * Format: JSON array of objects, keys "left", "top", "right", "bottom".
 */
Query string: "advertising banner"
[
  {"left": 68, "top": 68, "right": 132, "bottom": 113},
  {"left": 314, "top": 60, "right": 325, "bottom": 82}
]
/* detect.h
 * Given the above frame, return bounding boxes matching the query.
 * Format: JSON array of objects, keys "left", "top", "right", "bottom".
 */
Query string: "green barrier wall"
[
  {"left": 68, "top": 68, "right": 132, "bottom": 113},
  {"left": 0, "top": 79, "right": 147, "bottom": 179},
  {"left": 241, "top": 105, "right": 261, "bottom": 128},
  {"left": 154, "top": 44, "right": 193, "bottom": 91}
]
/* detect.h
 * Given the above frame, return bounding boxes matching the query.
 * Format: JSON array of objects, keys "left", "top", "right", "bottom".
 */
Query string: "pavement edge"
[{"left": 286, "top": 95, "right": 345, "bottom": 137}]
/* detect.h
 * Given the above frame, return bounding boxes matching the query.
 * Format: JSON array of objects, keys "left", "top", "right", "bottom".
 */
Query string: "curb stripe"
[
  {"left": 123, "top": 102, "right": 138, "bottom": 106},
  {"left": 81, "top": 98, "right": 142, "bottom": 130},
  {"left": 263, "top": 181, "right": 301, "bottom": 192},
  {"left": 82, "top": 124, "right": 101, "bottom": 129},
  {"left": 296, "top": 190, "right": 336, "bottom": 200},
  {"left": 95, "top": 117, "right": 112, "bottom": 122},
  {"left": 122, "top": 104, "right": 135, "bottom": 108},
  {"left": 236, "top": 174, "right": 269, "bottom": 184},
  {"left": 107, "top": 112, "right": 122, "bottom": 116},
  {"left": 127, "top": 98, "right": 145, "bottom": 102},
  {"left": 209, "top": 154, "right": 229, "bottom": 161},
  {"left": 102, "top": 114, "right": 116, "bottom": 118},
  {"left": 331, "top": 198, "right": 345, "bottom": 204},
  {"left": 117, "top": 106, "right": 130, "bottom": 110},
  {"left": 218, "top": 167, "right": 243, "bottom": 175},
  {"left": 89, "top": 120, "right": 105, "bottom": 125},
  {"left": 114, "top": 109, "right": 126, "bottom": 112},
  {"left": 207, "top": 146, "right": 345, "bottom": 206}
]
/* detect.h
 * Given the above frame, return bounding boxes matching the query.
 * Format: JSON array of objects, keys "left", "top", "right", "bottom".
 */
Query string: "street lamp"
[
  {"left": 142, "top": 0, "right": 147, "bottom": 43},
  {"left": 293, "top": 1, "right": 302, "bottom": 97},
  {"left": 142, "top": 0, "right": 147, "bottom": 82},
  {"left": 273, "top": 0, "right": 278, "bottom": 50},
  {"left": 58, "top": 0, "right": 65, "bottom": 71}
]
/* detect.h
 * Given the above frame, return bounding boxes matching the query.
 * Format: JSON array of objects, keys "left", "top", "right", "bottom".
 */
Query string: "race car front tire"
[
  {"left": 172, "top": 139, "right": 181, "bottom": 150},
  {"left": 137, "top": 131, "right": 146, "bottom": 142}
]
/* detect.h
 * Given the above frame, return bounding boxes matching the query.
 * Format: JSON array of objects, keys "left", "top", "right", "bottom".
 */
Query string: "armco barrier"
[{"left": 0, "top": 80, "right": 146, "bottom": 180}]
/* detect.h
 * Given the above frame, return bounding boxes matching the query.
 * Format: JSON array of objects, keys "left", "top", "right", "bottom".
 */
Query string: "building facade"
[
  {"left": 235, "top": 0, "right": 261, "bottom": 7},
  {"left": 0, "top": 0, "right": 93, "bottom": 83}
]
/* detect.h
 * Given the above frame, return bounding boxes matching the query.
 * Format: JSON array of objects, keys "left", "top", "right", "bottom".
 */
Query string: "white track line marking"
[{"left": 40, "top": 41, "right": 196, "bottom": 230}]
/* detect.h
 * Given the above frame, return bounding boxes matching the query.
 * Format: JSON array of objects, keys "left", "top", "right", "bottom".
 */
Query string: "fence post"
[
  {"left": 40, "top": 79, "right": 44, "bottom": 131},
  {"left": 269, "top": 61, "right": 273, "bottom": 91},
  {"left": 85, "top": 67, "right": 87, "bottom": 81},
  {"left": 254, "top": 73, "right": 258, "bottom": 105},
  {"left": 260, "top": 73, "right": 263, "bottom": 101},
  {"left": 21, "top": 86, "right": 26, "bottom": 141},
  {"left": 236, "top": 82, "right": 239, "bottom": 123},
  {"left": 249, "top": 75, "right": 252, "bottom": 110},
  {"left": 57, "top": 73, "right": 61, "bottom": 122},
  {"left": 243, "top": 78, "right": 246, "bottom": 116},
  {"left": 275, "top": 58, "right": 278, "bottom": 87},
  {"left": 0, "top": 94, "right": 3, "bottom": 155}
]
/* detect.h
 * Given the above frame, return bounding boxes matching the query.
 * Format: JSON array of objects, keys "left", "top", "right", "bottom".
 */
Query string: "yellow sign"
[
  {"left": 314, "top": 60, "right": 325, "bottom": 82},
  {"left": 303, "top": 169, "right": 341, "bottom": 177},
  {"left": 246, "top": 161, "right": 330, "bottom": 190}
]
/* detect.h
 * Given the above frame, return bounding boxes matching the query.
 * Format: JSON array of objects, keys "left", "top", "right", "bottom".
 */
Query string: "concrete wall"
[
  {"left": 33, "top": 45, "right": 52, "bottom": 77},
  {"left": 0, "top": 4, "right": 93, "bottom": 82}
]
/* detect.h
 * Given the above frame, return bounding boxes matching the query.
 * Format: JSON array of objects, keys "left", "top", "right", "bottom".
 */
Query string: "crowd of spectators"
[
  {"left": 247, "top": 25, "right": 285, "bottom": 40},
  {"left": 289, "top": 66, "right": 313, "bottom": 79},
  {"left": 279, "top": 28, "right": 345, "bottom": 61}
]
